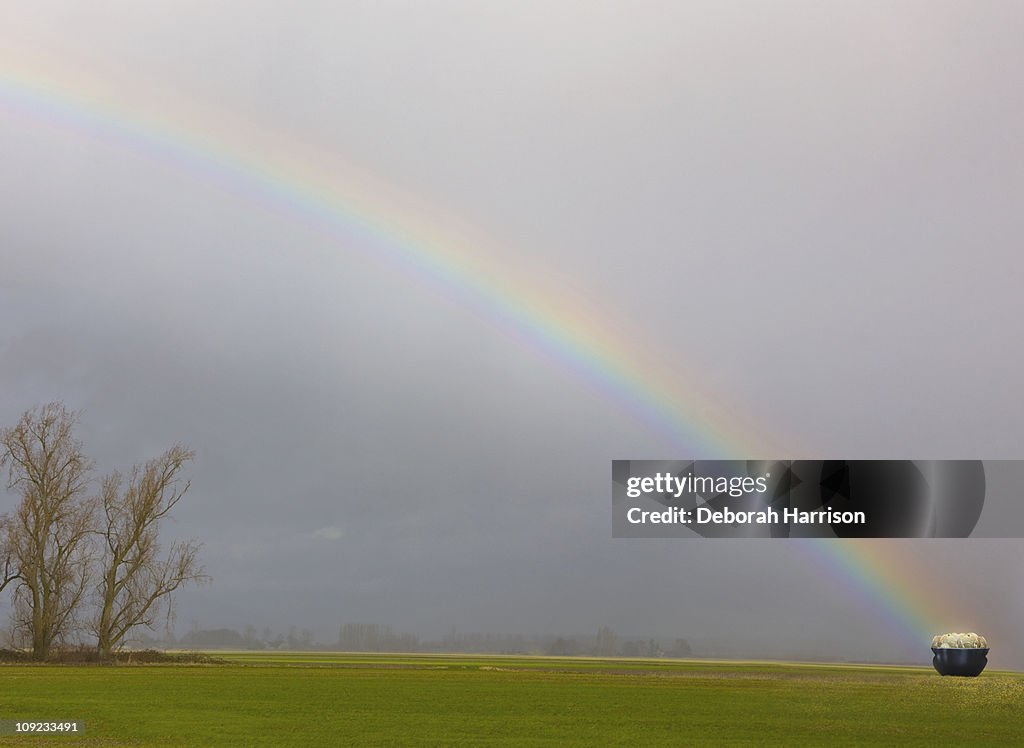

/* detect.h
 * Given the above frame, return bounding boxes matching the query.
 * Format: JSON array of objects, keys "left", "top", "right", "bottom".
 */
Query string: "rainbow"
[
  {"left": 0, "top": 53, "right": 989, "bottom": 654},
  {"left": 792, "top": 540, "right": 984, "bottom": 651},
  {"left": 0, "top": 54, "right": 771, "bottom": 459}
]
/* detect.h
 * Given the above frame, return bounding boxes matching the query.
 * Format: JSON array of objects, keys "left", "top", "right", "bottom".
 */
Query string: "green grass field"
[{"left": 2, "top": 652, "right": 1021, "bottom": 746}]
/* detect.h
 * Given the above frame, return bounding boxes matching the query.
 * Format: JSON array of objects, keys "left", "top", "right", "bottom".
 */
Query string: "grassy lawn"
[{"left": 1, "top": 653, "right": 1021, "bottom": 746}]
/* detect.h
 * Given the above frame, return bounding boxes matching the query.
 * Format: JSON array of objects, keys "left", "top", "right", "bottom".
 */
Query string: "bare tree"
[
  {"left": 0, "top": 403, "right": 96, "bottom": 659},
  {"left": 94, "top": 445, "right": 208, "bottom": 658},
  {"left": 594, "top": 625, "right": 619, "bottom": 657}
]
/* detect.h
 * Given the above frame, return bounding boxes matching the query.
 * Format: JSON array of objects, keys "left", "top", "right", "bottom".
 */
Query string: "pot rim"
[{"left": 931, "top": 647, "right": 989, "bottom": 654}]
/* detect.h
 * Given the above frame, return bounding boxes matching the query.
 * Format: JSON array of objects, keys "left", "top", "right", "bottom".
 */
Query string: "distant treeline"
[{"left": 131, "top": 623, "right": 692, "bottom": 658}]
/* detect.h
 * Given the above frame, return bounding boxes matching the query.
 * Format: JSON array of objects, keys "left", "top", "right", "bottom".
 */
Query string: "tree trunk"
[
  {"left": 32, "top": 631, "right": 50, "bottom": 661},
  {"left": 97, "top": 586, "right": 116, "bottom": 659}
]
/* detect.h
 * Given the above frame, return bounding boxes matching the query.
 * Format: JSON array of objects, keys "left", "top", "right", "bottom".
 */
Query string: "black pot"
[{"left": 931, "top": 647, "right": 989, "bottom": 677}]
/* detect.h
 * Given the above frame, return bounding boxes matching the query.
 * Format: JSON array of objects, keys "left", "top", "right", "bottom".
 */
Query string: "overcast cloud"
[{"left": 2, "top": 1, "right": 1023, "bottom": 665}]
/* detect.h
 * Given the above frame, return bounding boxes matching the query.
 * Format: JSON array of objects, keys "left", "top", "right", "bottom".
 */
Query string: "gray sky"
[{"left": 2, "top": 2, "right": 1023, "bottom": 665}]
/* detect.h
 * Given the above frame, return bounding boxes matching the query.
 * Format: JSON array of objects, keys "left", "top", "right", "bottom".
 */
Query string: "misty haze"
[{"left": 3, "top": 1, "right": 1023, "bottom": 672}]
